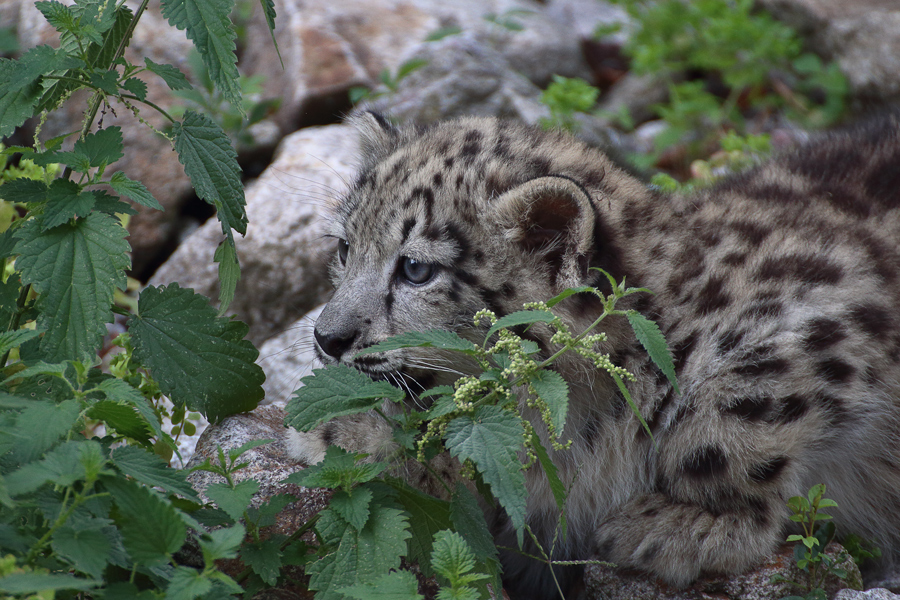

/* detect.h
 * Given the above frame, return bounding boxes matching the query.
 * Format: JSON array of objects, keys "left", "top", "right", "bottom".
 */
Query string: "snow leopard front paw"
[{"left": 284, "top": 413, "right": 397, "bottom": 465}]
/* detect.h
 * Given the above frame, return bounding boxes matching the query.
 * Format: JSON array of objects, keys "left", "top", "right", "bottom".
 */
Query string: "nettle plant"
[
  {"left": 286, "top": 271, "right": 678, "bottom": 599},
  {"left": 0, "top": 0, "right": 285, "bottom": 596}
]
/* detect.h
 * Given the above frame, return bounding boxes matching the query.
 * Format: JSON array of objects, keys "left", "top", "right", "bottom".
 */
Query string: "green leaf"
[
  {"left": 111, "top": 445, "right": 200, "bottom": 502},
  {"left": 431, "top": 530, "right": 479, "bottom": 584},
  {"left": 51, "top": 522, "right": 112, "bottom": 579},
  {"left": 91, "top": 189, "right": 137, "bottom": 216},
  {"left": 240, "top": 537, "right": 283, "bottom": 586},
  {"left": 205, "top": 479, "right": 259, "bottom": 520},
  {"left": 529, "top": 369, "right": 569, "bottom": 435},
  {"left": 0, "top": 178, "right": 48, "bottom": 204},
  {"left": 166, "top": 566, "right": 212, "bottom": 600},
  {"left": 5, "top": 399, "right": 80, "bottom": 466},
  {"left": 357, "top": 329, "right": 479, "bottom": 357},
  {"left": 88, "top": 399, "right": 153, "bottom": 441},
  {"left": 14, "top": 212, "right": 130, "bottom": 361},
  {"left": 172, "top": 111, "right": 246, "bottom": 239},
  {"left": 5, "top": 438, "right": 95, "bottom": 496},
  {"left": 444, "top": 406, "right": 527, "bottom": 541},
  {"left": 214, "top": 238, "right": 239, "bottom": 314},
  {"left": 160, "top": 0, "right": 242, "bottom": 113},
  {"left": 627, "top": 311, "right": 679, "bottom": 395},
  {"left": 385, "top": 478, "right": 452, "bottom": 577},
  {"left": 339, "top": 570, "right": 423, "bottom": 600},
  {"left": 285, "top": 446, "right": 386, "bottom": 489},
  {"left": 97, "top": 377, "right": 166, "bottom": 440},
  {"left": 128, "top": 283, "right": 264, "bottom": 423},
  {"left": 103, "top": 476, "right": 187, "bottom": 566},
  {"left": 0, "top": 46, "right": 80, "bottom": 137},
  {"left": 308, "top": 500, "right": 412, "bottom": 596},
  {"left": 199, "top": 523, "right": 245, "bottom": 563},
  {"left": 35, "top": 1, "right": 77, "bottom": 33},
  {"left": 485, "top": 310, "right": 557, "bottom": 340},
  {"left": 285, "top": 364, "right": 404, "bottom": 432},
  {"left": 0, "top": 572, "right": 98, "bottom": 593},
  {"left": 528, "top": 431, "right": 567, "bottom": 513},
  {"left": 76, "top": 126, "right": 124, "bottom": 168},
  {"left": 122, "top": 77, "right": 147, "bottom": 101},
  {"left": 450, "top": 483, "right": 498, "bottom": 564},
  {"left": 144, "top": 58, "right": 192, "bottom": 91},
  {"left": 331, "top": 487, "right": 374, "bottom": 531},
  {"left": 0, "top": 329, "right": 42, "bottom": 357},
  {"left": 108, "top": 171, "right": 163, "bottom": 210},
  {"left": 42, "top": 179, "right": 96, "bottom": 229}
]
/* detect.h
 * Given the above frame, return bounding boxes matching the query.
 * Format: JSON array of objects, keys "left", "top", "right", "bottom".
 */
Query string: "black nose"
[{"left": 314, "top": 328, "right": 357, "bottom": 359}]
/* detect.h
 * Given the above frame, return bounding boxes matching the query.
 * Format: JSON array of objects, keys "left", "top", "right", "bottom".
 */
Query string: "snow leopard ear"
[
  {"left": 349, "top": 111, "right": 400, "bottom": 159},
  {"left": 494, "top": 175, "right": 596, "bottom": 290}
]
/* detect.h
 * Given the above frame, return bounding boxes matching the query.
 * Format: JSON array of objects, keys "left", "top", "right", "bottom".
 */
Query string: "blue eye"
[
  {"left": 338, "top": 239, "right": 349, "bottom": 265},
  {"left": 401, "top": 257, "right": 435, "bottom": 284}
]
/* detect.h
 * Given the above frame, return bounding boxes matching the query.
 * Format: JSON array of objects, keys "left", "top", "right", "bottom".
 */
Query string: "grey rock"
[
  {"left": 257, "top": 306, "right": 323, "bottom": 407},
  {"left": 836, "top": 589, "right": 900, "bottom": 600},
  {"left": 150, "top": 125, "right": 358, "bottom": 345}
]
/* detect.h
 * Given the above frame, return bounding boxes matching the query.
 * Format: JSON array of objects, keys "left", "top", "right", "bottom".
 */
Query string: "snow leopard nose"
[{"left": 314, "top": 327, "right": 358, "bottom": 359}]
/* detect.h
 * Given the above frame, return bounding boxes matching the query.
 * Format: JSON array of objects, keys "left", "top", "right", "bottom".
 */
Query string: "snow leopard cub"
[{"left": 287, "top": 112, "right": 900, "bottom": 598}]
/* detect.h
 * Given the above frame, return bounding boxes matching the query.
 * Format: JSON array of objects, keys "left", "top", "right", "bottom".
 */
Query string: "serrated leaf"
[
  {"left": 545, "top": 286, "right": 597, "bottom": 308},
  {"left": 36, "top": 1, "right": 77, "bottom": 34},
  {"left": 128, "top": 283, "right": 264, "bottom": 423},
  {"left": 0, "top": 329, "right": 42, "bottom": 357},
  {"left": 308, "top": 501, "right": 411, "bottom": 596},
  {"left": 528, "top": 431, "right": 567, "bottom": 514},
  {"left": 284, "top": 446, "right": 386, "bottom": 490},
  {"left": 160, "top": 0, "right": 242, "bottom": 113},
  {"left": 122, "top": 77, "right": 147, "bottom": 101},
  {"left": 240, "top": 537, "right": 283, "bottom": 586},
  {"left": 5, "top": 399, "right": 80, "bottom": 466},
  {"left": 172, "top": 111, "right": 246, "bottom": 239},
  {"left": 51, "top": 523, "right": 111, "bottom": 579},
  {"left": 339, "top": 570, "right": 423, "bottom": 600},
  {"left": 97, "top": 378, "right": 166, "bottom": 440},
  {"left": 246, "top": 494, "right": 296, "bottom": 529},
  {"left": 529, "top": 369, "right": 569, "bottom": 435},
  {"left": 356, "top": 329, "right": 478, "bottom": 357},
  {"left": 108, "top": 171, "right": 163, "bottom": 210},
  {"left": 285, "top": 364, "right": 404, "bottom": 432},
  {"left": 0, "top": 46, "right": 81, "bottom": 137},
  {"left": 214, "top": 238, "right": 239, "bottom": 314},
  {"left": 91, "top": 189, "right": 137, "bottom": 215},
  {"left": 14, "top": 212, "right": 129, "bottom": 361},
  {"left": 258, "top": 0, "right": 282, "bottom": 67},
  {"left": 431, "top": 530, "right": 477, "bottom": 583},
  {"left": 485, "top": 310, "right": 557, "bottom": 340},
  {"left": 88, "top": 399, "right": 153, "bottom": 441},
  {"left": 444, "top": 406, "right": 526, "bottom": 542},
  {"left": 144, "top": 58, "right": 192, "bottom": 91},
  {"left": 205, "top": 479, "right": 259, "bottom": 520},
  {"left": 0, "top": 178, "right": 48, "bottom": 204},
  {"left": 386, "top": 478, "right": 452, "bottom": 577},
  {"left": 5, "top": 438, "right": 94, "bottom": 495},
  {"left": 450, "top": 483, "right": 498, "bottom": 564},
  {"left": 111, "top": 445, "right": 200, "bottom": 502},
  {"left": 90, "top": 70, "right": 119, "bottom": 94},
  {"left": 0, "top": 573, "right": 98, "bottom": 593},
  {"left": 627, "top": 311, "right": 679, "bottom": 395},
  {"left": 331, "top": 487, "right": 373, "bottom": 531},
  {"left": 43, "top": 179, "right": 96, "bottom": 229},
  {"left": 199, "top": 523, "right": 245, "bottom": 563},
  {"left": 103, "top": 476, "right": 187, "bottom": 565},
  {"left": 75, "top": 126, "right": 124, "bottom": 168},
  {"left": 166, "top": 566, "right": 212, "bottom": 600}
]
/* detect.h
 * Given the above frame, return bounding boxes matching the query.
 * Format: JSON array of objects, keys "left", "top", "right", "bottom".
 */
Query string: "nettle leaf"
[
  {"left": 35, "top": 1, "right": 78, "bottom": 34},
  {"left": 528, "top": 432, "right": 567, "bottom": 513},
  {"left": 88, "top": 399, "right": 153, "bottom": 441},
  {"left": 172, "top": 111, "right": 246, "bottom": 238},
  {"left": 339, "top": 570, "right": 423, "bottom": 600},
  {"left": 103, "top": 476, "right": 187, "bottom": 565},
  {"left": 386, "top": 478, "right": 452, "bottom": 577},
  {"left": 285, "top": 364, "right": 404, "bottom": 432},
  {"left": 0, "top": 329, "right": 42, "bottom": 357},
  {"left": 111, "top": 445, "right": 200, "bottom": 502},
  {"left": 76, "top": 126, "right": 124, "bottom": 168},
  {"left": 627, "top": 311, "right": 679, "bottom": 395},
  {"left": 485, "top": 310, "right": 557, "bottom": 340},
  {"left": 160, "top": 0, "right": 242, "bottom": 113},
  {"left": 330, "top": 487, "right": 374, "bottom": 531},
  {"left": 43, "top": 179, "right": 97, "bottom": 230},
  {"left": 285, "top": 446, "right": 386, "bottom": 490},
  {"left": 0, "top": 178, "right": 48, "bottom": 204},
  {"left": 444, "top": 406, "right": 527, "bottom": 541},
  {"left": 199, "top": 523, "right": 245, "bottom": 563},
  {"left": 545, "top": 286, "right": 597, "bottom": 308},
  {"left": 308, "top": 500, "right": 411, "bottom": 597},
  {"left": 166, "top": 566, "right": 211, "bottom": 600},
  {"left": 205, "top": 479, "right": 259, "bottom": 520},
  {"left": 144, "top": 58, "right": 192, "bottom": 91},
  {"left": 51, "top": 521, "right": 112, "bottom": 579},
  {"left": 5, "top": 398, "right": 80, "bottom": 466},
  {"left": 214, "top": 238, "right": 239, "bottom": 314},
  {"left": 5, "top": 438, "right": 96, "bottom": 496},
  {"left": 356, "top": 329, "right": 478, "bottom": 356},
  {"left": 449, "top": 483, "right": 497, "bottom": 565},
  {"left": 97, "top": 378, "right": 166, "bottom": 440},
  {"left": 108, "top": 171, "right": 163, "bottom": 210},
  {"left": 431, "top": 530, "right": 479, "bottom": 584},
  {"left": 122, "top": 77, "right": 147, "bottom": 101},
  {"left": 240, "top": 537, "right": 283, "bottom": 586},
  {"left": 128, "top": 283, "right": 264, "bottom": 423},
  {"left": 0, "top": 45, "right": 80, "bottom": 137},
  {"left": 529, "top": 369, "right": 569, "bottom": 435},
  {"left": 258, "top": 0, "right": 282, "bottom": 67},
  {"left": 0, "top": 572, "right": 98, "bottom": 594},
  {"left": 14, "top": 212, "right": 129, "bottom": 362}
]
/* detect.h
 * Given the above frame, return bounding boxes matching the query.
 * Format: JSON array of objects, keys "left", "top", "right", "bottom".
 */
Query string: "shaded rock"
[
  {"left": 585, "top": 543, "right": 861, "bottom": 600},
  {"left": 758, "top": 0, "right": 900, "bottom": 103},
  {"left": 150, "top": 125, "right": 357, "bottom": 345}
]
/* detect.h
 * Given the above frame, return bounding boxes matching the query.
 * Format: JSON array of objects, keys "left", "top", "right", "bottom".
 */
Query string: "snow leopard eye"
[
  {"left": 337, "top": 239, "right": 349, "bottom": 265},
  {"left": 400, "top": 256, "right": 435, "bottom": 285}
]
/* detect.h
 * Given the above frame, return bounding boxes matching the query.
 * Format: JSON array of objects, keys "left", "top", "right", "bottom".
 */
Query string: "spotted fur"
[{"left": 287, "top": 112, "right": 900, "bottom": 598}]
